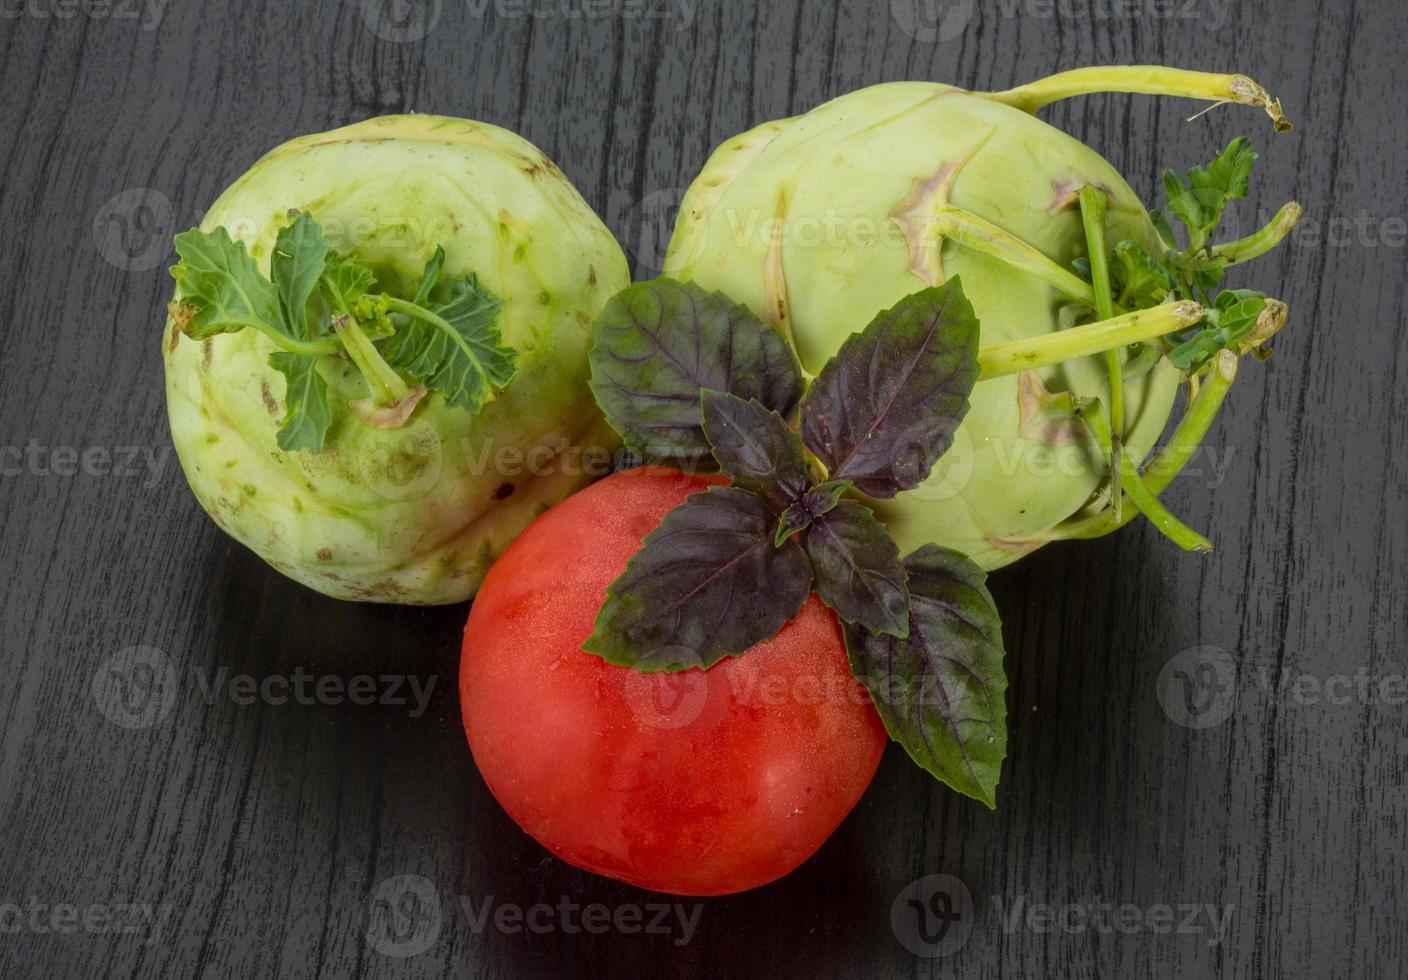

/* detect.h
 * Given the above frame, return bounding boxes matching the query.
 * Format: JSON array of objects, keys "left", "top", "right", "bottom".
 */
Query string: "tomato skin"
[{"left": 460, "top": 466, "right": 887, "bottom": 896}]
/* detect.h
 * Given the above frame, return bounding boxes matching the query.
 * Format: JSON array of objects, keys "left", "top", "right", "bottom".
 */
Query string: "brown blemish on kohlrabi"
[
  {"left": 316, "top": 568, "right": 410, "bottom": 600},
  {"left": 348, "top": 386, "right": 427, "bottom": 428},
  {"left": 260, "top": 380, "right": 278, "bottom": 415},
  {"left": 1048, "top": 179, "right": 1113, "bottom": 214},
  {"left": 317, "top": 548, "right": 333, "bottom": 561},
  {"left": 984, "top": 533, "right": 1045, "bottom": 557},
  {"left": 364, "top": 579, "right": 411, "bottom": 598},
  {"left": 890, "top": 133, "right": 991, "bottom": 286},
  {"left": 1017, "top": 371, "right": 1085, "bottom": 445},
  {"left": 892, "top": 165, "right": 958, "bottom": 286},
  {"left": 166, "top": 301, "right": 197, "bottom": 353},
  {"left": 762, "top": 187, "right": 793, "bottom": 344}
]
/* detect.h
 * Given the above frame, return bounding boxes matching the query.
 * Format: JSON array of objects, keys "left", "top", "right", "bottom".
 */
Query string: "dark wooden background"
[{"left": 2, "top": 0, "right": 1404, "bottom": 976}]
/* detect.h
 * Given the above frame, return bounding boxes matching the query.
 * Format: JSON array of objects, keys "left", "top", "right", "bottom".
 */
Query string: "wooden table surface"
[{"left": 2, "top": 0, "right": 1404, "bottom": 976}]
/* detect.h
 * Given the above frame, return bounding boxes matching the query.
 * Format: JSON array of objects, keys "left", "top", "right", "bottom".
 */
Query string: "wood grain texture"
[{"left": 1, "top": 0, "right": 1404, "bottom": 977}]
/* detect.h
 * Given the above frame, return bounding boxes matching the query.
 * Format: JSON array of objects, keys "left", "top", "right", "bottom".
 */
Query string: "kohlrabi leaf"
[
  {"left": 1161, "top": 136, "right": 1257, "bottom": 252},
  {"left": 799, "top": 280, "right": 980, "bottom": 498},
  {"left": 410, "top": 246, "right": 445, "bottom": 304},
  {"left": 170, "top": 227, "right": 283, "bottom": 340},
  {"left": 700, "top": 390, "right": 812, "bottom": 511},
  {"left": 589, "top": 278, "right": 804, "bottom": 466},
  {"left": 1150, "top": 209, "right": 1178, "bottom": 250},
  {"left": 583, "top": 486, "right": 813, "bottom": 671},
  {"left": 173, "top": 220, "right": 338, "bottom": 451},
  {"left": 844, "top": 544, "right": 1008, "bottom": 808},
  {"left": 1167, "top": 289, "right": 1267, "bottom": 370},
  {"left": 804, "top": 500, "right": 909, "bottom": 639},
  {"left": 776, "top": 479, "right": 850, "bottom": 546},
  {"left": 379, "top": 262, "right": 515, "bottom": 414},
  {"left": 271, "top": 211, "right": 331, "bottom": 339},
  {"left": 320, "top": 251, "right": 376, "bottom": 310},
  {"left": 1111, "top": 240, "right": 1176, "bottom": 309},
  {"left": 170, "top": 214, "right": 523, "bottom": 454},
  {"left": 269, "top": 352, "right": 332, "bottom": 452}
]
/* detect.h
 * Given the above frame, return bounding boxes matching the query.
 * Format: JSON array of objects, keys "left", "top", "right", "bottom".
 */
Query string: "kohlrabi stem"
[
  {"left": 333, "top": 314, "right": 413, "bottom": 406},
  {"left": 1065, "top": 351, "right": 1238, "bottom": 540},
  {"left": 933, "top": 207, "right": 1097, "bottom": 305},
  {"left": 1121, "top": 343, "right": 1165, "bottom": 379},
  {"left": 1136, "top": 350, "right": 1238, "bottom": 495},
  {"left": 1209, "top": 201, "right": 1304, "bottom": 266},
  {"left": 981, "top": 66, "right": 1293, "bottom": 132},
  {"left": 978, "top": 302, "right": 1203, "bottom": 380},
  {"left": 1076, "top": 396, "right": 1214, "bottom": 553},
  {"left": 238, "top": 320, "right": 342, "bottom": 358},
  {"left": 1078, "top": 185, "right": 1124, "bottom": 522}
]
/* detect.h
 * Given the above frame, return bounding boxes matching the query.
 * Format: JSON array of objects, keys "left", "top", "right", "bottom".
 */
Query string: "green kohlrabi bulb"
[
  {"left": 664, "top": 67, "right": 1295, "bottom": 569},
  {"left": 164, "top": 115, "right": 629, "bottom": 603}
]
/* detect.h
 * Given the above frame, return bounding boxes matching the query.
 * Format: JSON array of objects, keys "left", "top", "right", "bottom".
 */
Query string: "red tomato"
[{"left": 460, "top": 466, "right": 887, "bottom": 896}]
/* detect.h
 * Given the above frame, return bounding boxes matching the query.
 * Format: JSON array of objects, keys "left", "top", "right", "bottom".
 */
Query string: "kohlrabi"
[
  {"left": 163, "top": 115, "right": 628, "bottom": 604},
  {"left": 663, "top": 66, "right": 1300, "bottom": 569}
]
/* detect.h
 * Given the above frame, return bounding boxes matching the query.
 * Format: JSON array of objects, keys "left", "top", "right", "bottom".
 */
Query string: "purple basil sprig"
[{"left": 583, "top": 276, "right": 1009, "bottom": 807}]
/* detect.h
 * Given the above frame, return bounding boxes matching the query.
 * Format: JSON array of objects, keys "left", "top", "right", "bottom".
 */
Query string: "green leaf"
[
  {"left": 799, "top": 279, "right": 980, "bottom": 498},
  {"left": 1110, "top": 240, "right": 1176, "bottom": 309},
  {"left": 379, "top": 257, "right": 515, "bottom": 414},
  {"left": 170, "top": 226, "right": 282, "bottom": 340},
  {"left": 271, "top": 212, "right": 331, "bottom": 340},
  {"left": 804, "top": 499, "right": 909, "bottom": 639},
  {"left": 269, "top": 352, "right": 333, "bottom": 452},
  {"left": 776, "top": 479, "right": 850, "bottom": 546},
  {"left": 1161, "top": 136, "right": 1258, "bottom": 251},
  {"left": 313, "top": 248, "right": 382, "bottom": 344},
  {"left": 173, "top": 220, "right": 337, "bottom": 451},
  {"left": 589, "top": 278, "right": 804, "bottom": 467},
  {"left": 169, "top": 214, "right": 523, "bottom": 451},
  {"left": 1149, "top": 209, "right": 1178, "bottom": 250},
  {"left": 700, "top": 390, "right": 812, "bottom": 512},
  {"left": 844, "top": 545, "right": 1008, "bottom": 808},
  {"left": 583, "top": 486, "right": 813, "bottom": 671},
  {"left": 1167, "top": 289, "right": 1267, "bottom": 370},
  {"left": 410, "top": 246, "right": 445, "bottom": 304},
  {"left": 321, "top": 251, "right": 376, "bottom": 310}
]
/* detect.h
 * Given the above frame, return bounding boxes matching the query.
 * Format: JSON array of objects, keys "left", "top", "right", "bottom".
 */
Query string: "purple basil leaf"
[
  {"left": 582, "top": 486, "right": 812, "bottom": 671},
  {"left": 776, "top": 479, "right": 850, "bottom": 546},
  {"left": 804, "top": 500, "right": 909, "bottom": 638},
  {"left": 799, "top": 280, "right": 979, "bottom": 498},
  {"left": 589, "top": 278, "right": 804, "bottom": 466},
  {"left": 700, "top": 390, "right": 812, "bottom": 511},
  {"left": 844, "top": 544, "right": 1008, "bottom": 808},
  {"left": 775, "top": 505, "right": 811, "bottom": 548}
]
